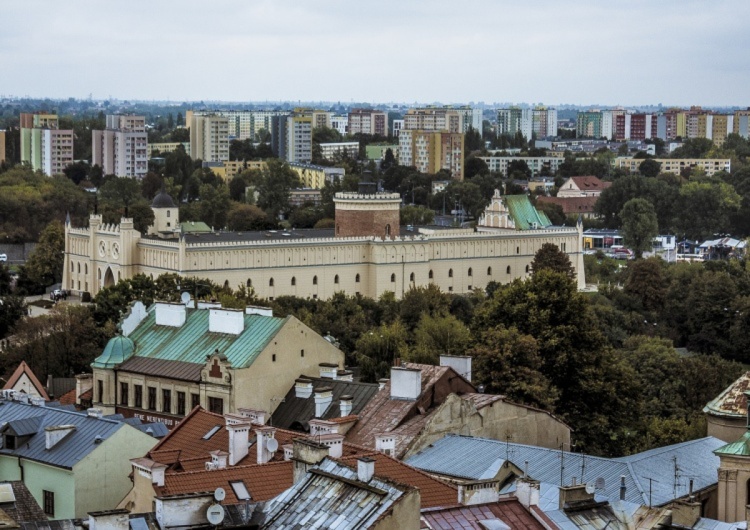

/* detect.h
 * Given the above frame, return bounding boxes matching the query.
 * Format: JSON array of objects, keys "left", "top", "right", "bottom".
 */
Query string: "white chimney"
[
  {"left": 130, "top": 458, "right": 167, "bottom": 486},
  {"left": 439, "top": 355, "right": 472, "bottom": 382},
  {"left": 318, "top": 433, "right": 344, "bottom": 458},
  {"left": 336, "top": 370, "right": 353, "bottom": 382},
  {"left": 295, "top": 378, "right": 313, "bottom": 399},
  {"left": 237, "top": 408, "right": 267, "bottom": 425},
  {"left": 256, "top": 426, "right": 277, "bottom": 464},
  {"left": 227, "top": 422, "right": 250, "bottom": 466},
  {"left": 87, "top": 408, "right": 103, "bottom": 419},
  {"left": 314, "top": 387, "right": 333, "bottom": 417},
  {"left": 45, "top": 425, "right": 76, "bottom": 449},
  {"left": 245, "top": 305, "right": 273, "bottom": 317},
  {"left": 390, "top": 367, "right": 421, "bottom": 401},
  {"left": 319, "top": 363, "right": 338, "bottom": 379},
  {"left": 515, "top": 478, "right": 540, "bottom": 508},
  {"left": 340, "top": 395, "right": 353, "bottom": 417},
  {"left": 155, "top": 302, "right": 187, "bottom": 327},
  {"left": 151, "top": 463, "right": 167, "bottom": 486},
  {"left": 209, "top": 308, "right": 245, "bottom": 335},
  {"left": 209, "top": 450, "right": 228, "bottom": 470},
  {"left": 88, "top": 509, "right": 130, "bottom": 530},
  {"left": 458, "top": 480, "right": 500, "bottom": 505},
  {"left": 357, "top": 457, "right": 375, "bottom": 483},
  {"left": 375, "top": 435, "right": 396, "bottom": 456},
  {"left": 378, "top": 378, "right": 389, "bottom": 390}
]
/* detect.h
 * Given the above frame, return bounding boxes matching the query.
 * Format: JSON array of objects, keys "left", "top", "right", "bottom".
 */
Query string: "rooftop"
[
  {"left": 2, "top": 362, "right": 49, "bottom": 401},
  {"left": 422, "top": 498, "right": 544, "bottom": 530}
]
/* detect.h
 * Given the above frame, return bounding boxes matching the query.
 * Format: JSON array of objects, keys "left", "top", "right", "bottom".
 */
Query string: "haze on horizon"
[{"left": 2, "top": 0, "right": 749, "bottom": 107}]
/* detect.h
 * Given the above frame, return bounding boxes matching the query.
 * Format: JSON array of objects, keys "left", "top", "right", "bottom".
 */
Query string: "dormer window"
[{"left": 4, "top": 434, "right": 16, "bottom": 450}]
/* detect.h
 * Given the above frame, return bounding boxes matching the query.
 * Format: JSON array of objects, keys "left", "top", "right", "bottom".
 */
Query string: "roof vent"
[
  {"left": 94, "top": 435, "right": 104, "bottom": 444},
  {"left": 87, "top": 408, "right": 103, "bottom": 419}
]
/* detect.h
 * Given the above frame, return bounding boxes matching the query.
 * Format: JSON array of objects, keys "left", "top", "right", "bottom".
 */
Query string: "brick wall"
[{"left": 335, "top": 209, "right": 400, "bottom": 239}]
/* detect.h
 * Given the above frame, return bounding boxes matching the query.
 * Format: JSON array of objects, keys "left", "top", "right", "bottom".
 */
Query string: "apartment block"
[
  {"left": 614, "top": 113, "right": 656, "bottom": 141},
  {"left": 734, "top": 109, "right": 750, "bottom": 139},
  {"left": 0, "top": 130, "right": 5, "bottom": 164},
  {"left": 331, "top": 115, "right": 348, "bottom": 136},
  {"left": 399, "top": 130, "right": 464, "bottom": 180},
  {"left": 188, "top": 110, "right": 288, "bottom": 141},
  {"left": 348, "top": 109, "right": 388, "bottom": 136},
  {"left": 147, "top": 142, "right": 190, "bottom": 157},
  {"left": 405, "top": 108, "right": 463, "bottom": 133},
  {"left": 20, "top": 113, "right": 74, "bottom": 176},
  {"left": 92, "top": 115, "right": 148, "bottom": 178},
  {"left": 319, "top": 141, "right": 359, "bottom": 161},
  {"left": 392, "top": 119, "right": 404, "bottom": 138},
  {"left": 497, "top": 108, "right": 532, "bottom": 139},
  {"left": 613, "top": 157, "right": 731, "bottom": 176},
  {"left": 289, "top": 163, "right": 345, "bottom": 188},
  {"left": 576, "top": 111, "right": 603, "bottom": 138},
  {"left": 190, "top": 114, "right": 229, "bottom": 163},
  {"left": 478, "top": 156, "right": 564, "bottom": 178}
]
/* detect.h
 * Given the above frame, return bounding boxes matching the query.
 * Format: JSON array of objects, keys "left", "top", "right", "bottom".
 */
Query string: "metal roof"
[
  {"left": 116, "top": 356, "right": 203, "bottom": 382},
  {"left": 0, "top": 401, "right": 125, "bottom": 469},
  {"left": 704, "top": 371, "right": 750, "bottom": 418},
  {"left": 504, "top": 194, "right": 552, "bottom": 230},
  {"left": 714, "top": 431, "right": 750, "bottom": 456},
  {"left": 406, "top": 434, "right": 724, "bottom": 507},
  {"left": 269, "top": 376, "right": 379, "bottom": 430},
  {"left": 125, "top": 309, "right": 286, "bottom": 369}
]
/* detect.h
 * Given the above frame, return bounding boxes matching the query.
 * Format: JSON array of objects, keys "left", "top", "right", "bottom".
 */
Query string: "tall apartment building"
[
  {"left": 190, "top": 114, "right": 229, "bottom": 163},
  {"left": 576, "top": 111, "right": 603, "bottom": 138},
  {"left": 187, "top": 110, "right": 289, "bottom": 141},
  {"left": 271, "top": 110, "right": 313, "bottom": 163},
  {"left": 92, "top": 115, "right": 148, "bottom": 178},
  {"left": 497, "top": 108, "right": 532, "bottom": 140},
  {"left": 735, "top": 109, "right": 750, "bottom": 139},
  {"left": 404, "top": 108, "right": 463, "bottom": 133},
  {"left": 614, "top": 113, "right": 656, "bottom": 141},
  {"left": 20, "top": 113, "right": 74, "bottom": 176},
  {"left": 0, "top": 130, "right": 5, "bottom": 165},
  {"left": 348, "top": 109, "right": 388, "bottom": 136},
  {"left": 399, "top": 130, "right": 464, "bottom": 180},
  {"left": 311, "top": 110, "right": 333, "bottom": 130},
  {"left": 331, "top": 115, "right": 348, "bottom": 136}
]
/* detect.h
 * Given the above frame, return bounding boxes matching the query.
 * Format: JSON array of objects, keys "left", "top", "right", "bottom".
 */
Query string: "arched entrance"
[{"left": 103, "top": 267, "right": 115, "bottom": 288}]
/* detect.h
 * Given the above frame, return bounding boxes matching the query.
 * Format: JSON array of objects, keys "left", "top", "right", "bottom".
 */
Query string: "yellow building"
[
  {"left": 399, "top": 130, "right": 464, "bottom": 180},
  {"left": 0, "top": 130, "right": 5, "bottom": 165},
  {"left": 148, "top": 142, "right": 190, "bottom": 157},
  {"left": 289, "top": 163, "right": 345, "bottom": 189}
]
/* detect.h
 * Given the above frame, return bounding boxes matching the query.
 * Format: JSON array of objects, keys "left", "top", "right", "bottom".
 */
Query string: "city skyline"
[{"left": 3, "top": 0, "right": 750, "bottom": 107}]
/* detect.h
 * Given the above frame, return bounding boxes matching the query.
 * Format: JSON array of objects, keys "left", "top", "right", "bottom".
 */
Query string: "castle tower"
[
  {"left": 333, "top": 192, "right": 401, "bottom": 239},
  {"left": 148, "top": 188, "right": 179, "bottom": 236}
]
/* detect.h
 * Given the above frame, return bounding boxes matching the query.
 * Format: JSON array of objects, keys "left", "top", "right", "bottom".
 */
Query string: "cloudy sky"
[{"left": 2, "top": 0, "right": 749, "bottom": 106}]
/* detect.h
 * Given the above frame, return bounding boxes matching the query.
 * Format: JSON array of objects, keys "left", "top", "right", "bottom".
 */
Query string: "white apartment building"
[
  {"left": 348, "top": 109, "right": 388, "bottom": 136},
  {"left": 392, "top": 119, "right": 404, "bottom": 138},
  {"left": 92, "top": 115, "right": 148, "bottom": 178},
  {"left": 41, "top": 129, "right": 75, "bottom": 176},
  {"left": 331, "top": 115, "right": 348, "bottom": 136},
  {"left": 403, "top": 108, "right": 463, "bottom": 133},
  {"left": 20, "top": 113, "right": 74, "bottom": 176},
  {"left": 319, "top": 142, "right": 359, "bottom": 161},
  {"left": 613, "top": 157, "right": 731, "bottom": 176},
  {"left": 478, "top": 156, "right": 565, "bottom": 178},
  {"left": 286, "top": 115, "right": 313, "bottom": 163}
]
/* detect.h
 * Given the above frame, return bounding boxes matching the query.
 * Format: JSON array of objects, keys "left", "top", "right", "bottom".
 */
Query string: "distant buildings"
[
  {"left": 271, "top": 109, "right": 313, "bottom": 163},
  {"left": 92, "top": 115, "right": 148, "bottom": 178},
  {"left": 189, "top": 113, "right": 229, "bottom": 163},
  {"left": 318, "top": 141, "right": 359, "bottom": 161},
  {"left": 348, "top": 108, "right": 387, "bottom": 136},
  {"left": 478, "top": 155, "right": 564, "bottom": 178},
  {"left": 330, "top": 114, "right": 348, "bottom": 135},
  {"left": 398, "top": 129, "right": 465, "bottom": 179},
  {"left": 613, "top": 157, "right": 731, "bottom": 177},
  {"left": 20, "top": 113, "right": 74, "bottom": 176},
  {"left": 497, "top": 106, "right": 557, "bottom": 140},
  {"left": 288, "top": 162, "right": 345, "bottom": 188}
]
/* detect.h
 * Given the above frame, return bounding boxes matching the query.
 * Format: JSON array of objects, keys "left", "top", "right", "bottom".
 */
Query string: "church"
[{"left": 62, "top": 188, "right": 585, "bottom": 300}]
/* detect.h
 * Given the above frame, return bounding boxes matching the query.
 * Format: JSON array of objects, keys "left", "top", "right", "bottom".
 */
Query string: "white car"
[{"left": 0, "top": 253, "right": 7, "bottom": 262}]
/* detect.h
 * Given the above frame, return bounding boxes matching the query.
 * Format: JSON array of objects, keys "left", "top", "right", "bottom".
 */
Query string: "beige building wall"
[
  {"left": 717, "top": 455, "right": 750, "bottom": 522},
  {"left": 374, "top": 489, "right": 421, "bottom": 530},
  {"left": 707, "top": 415, "right": 747, "bottom": 444},
  {"left": 0, "top": 130, "right": 6, "bottom": 164}
]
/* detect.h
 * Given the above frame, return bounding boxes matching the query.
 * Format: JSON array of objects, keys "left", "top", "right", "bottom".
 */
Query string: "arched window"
[
  {"left": 77, "top": 263, "right": 80, "bottom": 273},
  {"left": 506, "top": 266, "right": 511, "bottom": 274},
  {"left": 391, "top": 273, "right": 396, "bottom": 283},
  {"left": 429, "top": 270, "right": 434, "bottom": 279},
  {"left": 269, "top": 278, "right": 274, "bottom": 287},
  {"left": 247, "top": 279, "right": 252, "bottom": 287},
  {"left": 525, "top": 265, "right": 530, "bottom": 273},
  {"left": 409, "top": 272, "right": 415, "bottom": 282},
  {"left": 98, "top": 269, "right": 102, "bottom": 280},
  {"left": 385, "top": 224, "right": 391, "bottom": 236},
  {"left": 313, "top": 276, "right": 318, "bottom": 285},
  {"left": 336, "top": 224, "right": 340, "bottom": 234},
  {"left": 448, "top": 269, "right": 453, "bottom": 278},
  {"left": 487, "top": 267, "right": 492, "bottom": 275},
  {"left": 516, "top": 246, "right": 520, "bottom": 254},
  {"left": 355, "top": 273, "right": 360, "bottom": 283},
  {"left": 70, "top": 261, "right": 74, "bottom": 272},
  {"left": 167, "top": 210, "right": 170, "bottom": 218},
  {"left": 468, "top": 267, "right": 473, "bottom": 277},
  {"left": 291, "top": 277, "right": 296, "bottom": 286},
  {"left": 334, "top": 275, "right": 339, "bottom": 284}
]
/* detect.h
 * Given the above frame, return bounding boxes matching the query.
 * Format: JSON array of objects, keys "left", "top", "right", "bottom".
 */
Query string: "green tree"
[
  {"left": 400, "top": 205, "right": 435, "bottom": 225},
  {"left": 676, "top": 180, "right": 740, "bottom": 240},
  {"left": 356, "top": 320, "right": 408, "bottom": 382},
  {"left": 407, "top": 314, "right": 472, "bottom": 365},
  {"left": 465, "top": 157, "right": 489, "bottom": 179},
  {"left": 620, "top": 198, "right": 658, "bottom": 259},
  {"left": 198, "top": 184, "right": 230, "bottom": 229},
  {"left": 227, "top": 204, "right": 273, "bottom": 231},
  {"left": 249, "top": 159, "right": 300, "bottom": 218},
  {"left": 530, "top": 243, "right": 574, "bottom": 278},
  {"left": 18, "top": 221, "right": 65, "bottom": 294},
  {"left": 99, "top": 176, "right": 143, "bottom": 217},
  {"left": 639, "top": 159, "right": 662, "bottom": 178}
]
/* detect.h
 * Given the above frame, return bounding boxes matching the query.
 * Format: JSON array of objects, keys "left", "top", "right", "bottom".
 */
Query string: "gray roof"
[
  {"left": 405, "top": 434, "right": 724, "bottom": 507},
  {"left": 0, "top": 401, "right": 125, "bottom": 469},
  {"left": 269, "top": 376, "right": 379, "bottom": 430},
  {"left": 258, "top": 458, "right": 407, "bottom": 528},
  {"left": 116, "top": 356, "right": 203, "bottom": 382},
  {"left": 0, "top": 481, "right": 48, "bottom": 523}
]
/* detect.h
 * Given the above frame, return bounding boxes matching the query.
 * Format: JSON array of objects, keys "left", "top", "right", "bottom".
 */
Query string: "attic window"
[
  {"left": 202, "top": 425, "right": 222, "bottom": 440},
  {"left": 230, "top": 481, "right": 251, "bottom": 501}
]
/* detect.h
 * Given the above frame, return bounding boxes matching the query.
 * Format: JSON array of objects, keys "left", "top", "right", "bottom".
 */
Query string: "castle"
[{"left": 63, "top": 189, "right": 585, "bottom": 300}]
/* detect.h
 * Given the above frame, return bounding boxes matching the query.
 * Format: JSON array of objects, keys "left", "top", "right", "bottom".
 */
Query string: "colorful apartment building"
[{"left": 20, "top": 113, "right": 74, "bottom": 176}]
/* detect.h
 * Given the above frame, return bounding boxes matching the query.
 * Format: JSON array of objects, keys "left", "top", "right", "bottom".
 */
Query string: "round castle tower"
[{"left": 333, "top": 192, "right": 401, "bottom": 239}]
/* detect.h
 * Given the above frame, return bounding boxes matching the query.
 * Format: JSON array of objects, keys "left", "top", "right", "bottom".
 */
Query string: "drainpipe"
[{"left": 17, "top": 456, "right": 24, "bottom": 481}]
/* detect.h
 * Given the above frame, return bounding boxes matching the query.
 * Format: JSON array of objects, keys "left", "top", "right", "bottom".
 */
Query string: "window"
[
  {"left": 167, "top": 210, "right": 171, "bottom": 218},
  {"left": 468, "top": 268, "right": 473, "bottom": 277},
  {"left": 134, "top": 385, "right": 143, "bottom": 408},
  {"left": 525, "top": 265, "right": 530, "bottom": 273},
  {"left": 487, "top": 267, "right": 492, "bottom": 275},
  {"left": 177, "top": 392, "right": 186, "bottom": 415},
  {"left": 390, "top": 273, "right": 396, "bottom": 282},
  {"left": 203, "top": 425, "right": 222, "bottom": 440},
  {"left": 313, "top": 276, "right": 318, "bottom": 285},
  {"left": 120, "top": 383, "right": 129, "bottom": 406},
  {"left": 269, "top": 278, "right": 274, "bottom": 287},
  {"left": 385, "top": 224, "right": 391, "bottom": 236},
  {"left": 448, "top": 269, "right": 453, "bottom": 278},
  {"left": 429, "top": 270, "right": 434, "bottom": 279},
  {"left": 334, "top": 275, "right": 339, "bottom": 284},
  {"left": 148, "top": 387, "right": 157, "bottom": 411},
  {"left": 162, "top": 389, "right": 172, "bottom": 413},
  {"left": 43, "top": 490, "right": 54, "bottom": 517},
  {"left": 97, "top": 380, "right": 103, "bottom": 403},
  {"left": 301, "top": 349, "right": 305, "bottom": 357},
  {"left": 77, "top": 263, "right": 80, "bottom": 273},
  {"left": 85, "top": 264, "right": 88, "bottom": 274},
  {"left": 4, "top": 435, "right": 16, "bottom": 450},
  {"left": 272, "top": 354, "right": 276, "bottom": 362},
  {"left": 516, "top": 246, "right": 520, "bottom": 254},
  {"left": 208, "top": 397, "right": 224, "bottom": 415},
  {"left": 409, "top": 272, "right": 415, "bottom": 282},
  {"left": 355, "top": 274, "right": 360, "bottom": 283},
  {"left": 507, "top": 266, "right": 511, "bottom": 274},
  {"left": 191, "top": 393, "right": 200, "bottom": 409},
  {"left": 291, "top": 277, "right": 296, "bottom": 286},
  {"left": 247, "top": 279, "right": 252, "bottom": 287}
]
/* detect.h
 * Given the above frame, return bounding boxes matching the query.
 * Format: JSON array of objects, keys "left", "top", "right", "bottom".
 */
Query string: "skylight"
[
  {"left": 202, "top": 425, "right": 222, "bottom": 440},
  {"left": 230, "top": 480, "right": 251, "bottom": 501}
]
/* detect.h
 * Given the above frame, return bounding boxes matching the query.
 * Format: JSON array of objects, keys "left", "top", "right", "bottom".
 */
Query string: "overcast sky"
[{"left": 2, "top": 0, "right": 749, "bottom": 107}]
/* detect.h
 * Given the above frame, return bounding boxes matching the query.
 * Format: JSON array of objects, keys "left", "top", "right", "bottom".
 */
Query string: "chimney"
[
  {"left": 245, "top": 305, "right": 273, "bottom": 317},
  {"left": 154, "top": 302, "right": 186, "bottom": 327},
  {"left": 620, "top": 475, "right": 626, "bottom": 501},
  {"left": 671, "top": 500, "right": 702, "bottom": 528},
  {"left": 357, "top": 457, "right": 375, "bottom": 483},
  {"left": 45, "top": 425, "right": 76, "bottom": 449},
  {"left": 515, "top": 477, "right": 540, "bottom": 509},
  {"left": 439, "top": 355, "right": 472, "bottom": 382},
  {"left": 30, "top": 396, "right": 45, "bottom": 407},
  {"left": 317, "top": 433, "right": 344, "bottom": 458},
  {"left": 314, "top": 387, "right": 333, "bottom": 417},
  {"left": 378, "top": 378, "right": 389, "bottom": 390},
  {"left": 319, "top": 363, "right": 338, "bottom": 379},
  {"left": 458, "top": 480, "right": 499, "bottom": 505},
  {"left": 336, "top": 370, "right": 353, "bottom": 382},
  {"left": 237, "top": 408, "right": 267, "bottom": 425},
  {"left": 130, "top": 459, "right": 167, "bottom": 486},
  {"left": 256, "top": 426, "right": 277, "bottom": 464},
  {"left": 209, "top": 308, "right": 244, "bottom": 335},
  {"left": 559, "top": 483, "right": 594, "bottom": 510},
  {"left": 295, "top": 378, "right": 313, "bottom": 399},
  {"left": 75, "top": 373, "right": 92, "bottom": 406},
  {"left": 375, "top": 434, "right": 395, "bottom": 456},
  {"left": 292, "top": 439, "right": 329, "bottom": 484},
  {"left": 209, "top": 450, "right": 228, "bottom": 470},
  {"left": 227, "top": 421, "right": 250, "bottom": 466},
  {"left": 88, "top": 509, "right": 130, "bottom": 530},
  {"left": 340, "top": 395, "right": 353, "bottom": 417},
  {"left": 87, "top": 408, "right": 103, "bottom": 419},
  {"left": 390, "top": 367, "right": 421, "bottom": 401}
]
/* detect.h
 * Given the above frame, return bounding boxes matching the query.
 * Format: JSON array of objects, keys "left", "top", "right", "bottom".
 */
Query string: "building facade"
[
  {"left": 398, "top": 130, "right": 464, "bottom": 180},
  {"left": 20, "top": 113, "right": 74, "bottom": 176},
  {"left": 92, "top": 115, "right": 148, "bottom": 178},
  {"left": 190, "top": 114, "right": 229, "bottom": 163},
  {"left": 613, "top": 157, "right": 731, "bottom": 176},
  {"left": 478, "top": 156, "right": 564, "bottom": 178},
  {"left": 318, "top": 141, "right": 359, "bottom": 161},
  {"left": 348, "top": 109, "right": 388, "bottom": 136},
  {"left": 289, "top": 163, "right": 345, "bottom": 188}
]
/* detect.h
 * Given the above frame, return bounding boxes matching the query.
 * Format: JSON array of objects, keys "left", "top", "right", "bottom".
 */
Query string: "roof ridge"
[
  {"left": 2, "top": 361, "right": 50, "bottom": 401},
  {"left": 165, "top": 459, "right": 292, "bottom": 477}
]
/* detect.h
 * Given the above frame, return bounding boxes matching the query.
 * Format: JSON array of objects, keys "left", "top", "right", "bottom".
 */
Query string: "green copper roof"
[
  {"left": 714, "top": 430, "right": 750, "bottom": 456},
  {"left": 180, "top": 221, "right": 212, "bottom": 233},
  {"left": 125, "top": 309, "right": 286, "bottom": 369},
  {"left": 92, "top": 335, "right": 136, "bottom": 368},
  {"left": 504, "top": 195, "right": 552, "bottom": 230}
]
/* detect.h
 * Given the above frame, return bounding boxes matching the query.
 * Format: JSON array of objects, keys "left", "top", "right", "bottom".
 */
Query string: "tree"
[
  {"left": 198, "top": 184, "right": 230, "bottom": 229},
  {"left": 639, "top": 159, "right": 662, "bottom": 178},
  {"left": 535, "top": 200, "right": 566, "bottom": 225},
  {"left": 623, "top": 258, "right": 666, "bottom": 312},
  {"left": 227, "top": 204, "right": 273, "bottom": 231},
  {"left": 530, "top": 243, "right": 574, "bottom": 278},
  {"left": 99, "top": 176, "right": 142, "bottom": 217},
  {"left": 464, "top": 157, "right": 489, "bottom": 179},
  {"left": 400, "top": 205, "right": 434, "bottom": 225},
  {"left": 249, "top": 159, "right": 300, "bottom": 219},
  {"left": 18, "top": 221, "right": 65, "bottom": 294},
  {"left": 675, "top": 180, "right": 740, "bottom": 240},
  {"left": 356, "top": 320, "right": 408, "bottom": 382},
  {"left": 140, "top": 172, "right": 163, "bottom": 200},
  {"left": 381, "top": 148, "right": 396, "bottom": 172},
  {"left": 0, "top": 295, "right": 26, "bottom": 339},
  {"left": 620, "top": 198, "right": 658, "bottom": 259},
  {"left": 407, "top": 314, "right": 472, "bottom": 365}
]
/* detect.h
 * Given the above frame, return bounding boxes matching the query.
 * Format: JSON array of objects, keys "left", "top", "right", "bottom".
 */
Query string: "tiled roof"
[
  {"left": 259, "top": 458, "right": 409, "bottom": 528},
  {"left": 570, "top": 176, "right": 611, "bottom": 191},
  {"left": 338, "top": 452, "right": 457, "bottom": 509},
  {"left": 407, "top": 434, "right": 725, "bottom": 507},
  {"left": 504, "top": 195, "right": 552, "bottom": 229},
  {"left": 537, "top": 195, "right": 599, "bottom": 215},
  {"left": 422, "top": 499, "right": 544, "bottom": 530},
  {"left": 462, "top": 393, "right": 505, "bottom": 409},
  {"left": 704, "top": 371, "right": 750, "bottom": 418},
  {"left": 2, "top": 362, "right": 50, "bottom": 401},
  {"left": 116, "top": 356, "right": 203, "bottom": 382},
  {"left": 126, "top": 309, "right": 286, "bottom": 369},
  {"left": 0, "top": 401, "right": 126, "bottom": 469},
  {"left": 160, "top": 461, "right": 293, "bottom": 503},
  {"left": 269, "top": 376, "right": 379, "bottom": 430},
  {"left": 0, "top": 481, "right": 47, "bottom": 523},
  {"left": 56, "top": 389, "right": 77, "bottom": 406},
  {"left": 345, "top": 363, "right": 474, "bottom": 458}
]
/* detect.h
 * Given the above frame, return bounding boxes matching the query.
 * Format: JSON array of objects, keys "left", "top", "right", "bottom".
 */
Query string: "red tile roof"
[
  {"left": 2, "top": 361, "right": 50, "bottom": 400},
  {"left": 570, "top": 176, "right": 611, "bottom": 191},
  {"left": 338, "top": 452, "right": 458, "bottom": 509},
  {"left": 537, "top": 195, "right": 599, "bottom": 215},
  {"left": 57, "top": 388, "right": 77, "bottom": 406},
  {"left": 421, "top": 499, "right": 544, "bottom": 529}
]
